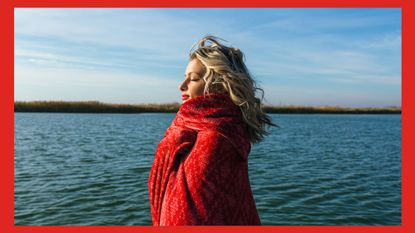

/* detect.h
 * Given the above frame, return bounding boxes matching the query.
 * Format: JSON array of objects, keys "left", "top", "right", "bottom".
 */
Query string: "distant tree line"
[{"left": 14, "top": 101, "right": 401, "bottom": 114}]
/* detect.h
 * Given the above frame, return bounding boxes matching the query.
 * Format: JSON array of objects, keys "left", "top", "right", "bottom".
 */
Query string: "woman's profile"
[{"left": 148, "top": 35, "right": 275, "bottom": 226}]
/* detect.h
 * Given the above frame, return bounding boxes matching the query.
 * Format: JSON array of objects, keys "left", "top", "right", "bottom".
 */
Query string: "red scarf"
[{"left": 148, "top": 93, "right": 261, "bottom": 225}]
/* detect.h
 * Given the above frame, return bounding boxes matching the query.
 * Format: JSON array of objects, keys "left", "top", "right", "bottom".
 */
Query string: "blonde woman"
[{"left": 148, "top": 36, "right": 275, "bottom": 225}]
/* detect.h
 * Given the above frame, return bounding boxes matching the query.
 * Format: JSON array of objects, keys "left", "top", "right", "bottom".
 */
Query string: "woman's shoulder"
[{"left": 196, "top": 128, "right": 251, "bottom": 160}]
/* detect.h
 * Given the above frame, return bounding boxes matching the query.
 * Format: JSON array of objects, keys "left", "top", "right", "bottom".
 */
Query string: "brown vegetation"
[
  {"left": 261, "top": 105, "right": 401, "bottom": 114},
  {"left": 14, "top": 101, "right": 401, "bottom": 114},
  {"left": 14, "top": 101, "right": 180, "bottom": 113}
]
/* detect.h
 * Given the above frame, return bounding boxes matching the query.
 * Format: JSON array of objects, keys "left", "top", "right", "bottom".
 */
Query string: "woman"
[{"left": 148, "top": 36, "right": 275, "bottom": 226}]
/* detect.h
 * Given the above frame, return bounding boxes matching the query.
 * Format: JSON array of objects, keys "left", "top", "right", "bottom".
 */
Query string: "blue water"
[{"left": 14, "top": 113, "right": 401, "bottom": 225}]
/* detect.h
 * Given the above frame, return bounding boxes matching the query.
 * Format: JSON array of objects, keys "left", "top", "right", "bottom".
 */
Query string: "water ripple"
[{"left": 15, "top": 113, "right": 401, "bottom": 225}]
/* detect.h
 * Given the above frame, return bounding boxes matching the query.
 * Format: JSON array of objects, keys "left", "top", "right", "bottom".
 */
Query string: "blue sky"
[{"left": 14, "top": 8, "right": 401, "bottom": 107}]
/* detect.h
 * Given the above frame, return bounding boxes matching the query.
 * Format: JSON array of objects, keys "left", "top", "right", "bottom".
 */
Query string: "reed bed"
[
  {"left": 14, "top": 101, "right": 401, "bottom": 114},
  {"left": 262, "top": 105, "right": 401, "bottom": 114},
  {"left": 14, "top": 101, "right": 180, "bottom": 113}
]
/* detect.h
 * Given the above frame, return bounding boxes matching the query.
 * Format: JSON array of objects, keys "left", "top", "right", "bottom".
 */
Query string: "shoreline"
[{"left": 14, "top": 101, "right": 401, "bottom": 114}]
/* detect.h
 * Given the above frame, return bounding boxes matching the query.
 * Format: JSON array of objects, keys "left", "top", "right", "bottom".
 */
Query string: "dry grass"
[
  {"left": 14, "top": 101, "right": 401, "bottom": 114},
  {"left": 262, "top": 105, "right": 401, "bottom": 114},
  {"left": 14, "top": 101, "right": 180, "bottom": 113}
]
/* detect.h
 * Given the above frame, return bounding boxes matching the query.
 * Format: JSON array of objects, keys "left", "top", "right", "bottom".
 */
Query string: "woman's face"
[{"left": 179, "top": 59, "right": 206, "bottom": 103}]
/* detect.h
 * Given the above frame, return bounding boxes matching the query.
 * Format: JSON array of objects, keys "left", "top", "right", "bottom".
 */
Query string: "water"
[{"left": 14, "top": 113, "right": 401, "bottom": 225}]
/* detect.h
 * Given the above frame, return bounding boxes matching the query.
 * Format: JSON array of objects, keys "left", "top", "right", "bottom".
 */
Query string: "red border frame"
[{"left": 1, "top": 0, "right": 413, "bottom": 232}]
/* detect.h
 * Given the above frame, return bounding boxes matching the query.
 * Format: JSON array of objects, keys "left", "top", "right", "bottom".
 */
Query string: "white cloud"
[
  {"left": 14, "top": 8, "right": 401, "bottom": 106},
  {"left": 14, "top": 65, "right": 181, "bottom": 103},
  {"left": 262, "top": 84, "right": 401, "bottom": 108},
  {"left": 359, "top": 33, "right": 401, "bottom": 50},
  {"left": 14, "top": 8, "right": 233, "bottom": 59}
]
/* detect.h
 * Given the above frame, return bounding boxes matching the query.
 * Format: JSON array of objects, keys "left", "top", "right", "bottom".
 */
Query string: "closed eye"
[{"left": 185, "top": 72, "right": 201, "bottom": 80}]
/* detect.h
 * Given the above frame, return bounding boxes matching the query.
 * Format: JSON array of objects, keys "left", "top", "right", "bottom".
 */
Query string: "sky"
[{"left": 14, "top": 8, "right": 401, "bottom": 107}]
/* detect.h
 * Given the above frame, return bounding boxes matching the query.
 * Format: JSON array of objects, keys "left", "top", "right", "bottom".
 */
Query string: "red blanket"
[{"left": 148, "top": 93, "right": 261, "bottom": 225}]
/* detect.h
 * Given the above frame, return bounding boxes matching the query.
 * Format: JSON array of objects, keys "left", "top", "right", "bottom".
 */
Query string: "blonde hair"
[{"left": 189, "top": 35, "right": 276, "bottom": 144}]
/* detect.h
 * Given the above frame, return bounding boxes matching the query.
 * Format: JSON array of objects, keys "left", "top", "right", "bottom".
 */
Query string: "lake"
[{"left": 14, "top": 113, "right": 401, "bottom": 225}]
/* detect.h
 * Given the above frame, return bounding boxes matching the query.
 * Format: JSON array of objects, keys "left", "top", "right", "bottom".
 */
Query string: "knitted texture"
[{"left": 148, "top": 93, "right": 261, "bottom": 225}]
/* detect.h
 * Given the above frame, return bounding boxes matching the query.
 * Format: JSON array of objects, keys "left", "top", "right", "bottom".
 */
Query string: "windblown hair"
[{"left": 189, "top": 35, "right": 276, "bottom": 144}]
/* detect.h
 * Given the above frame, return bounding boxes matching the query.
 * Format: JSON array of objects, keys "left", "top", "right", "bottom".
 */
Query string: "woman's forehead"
[
  {"left": 184, "top": 72, "right": 201, "bottom": 77},
  {"left": 185, "top": 60, "right": 204, "bottom": 75}
]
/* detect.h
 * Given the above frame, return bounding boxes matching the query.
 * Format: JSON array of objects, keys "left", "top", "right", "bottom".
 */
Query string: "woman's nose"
[{"left": 179, "top": 81, "right": 187, "bottom": 91}]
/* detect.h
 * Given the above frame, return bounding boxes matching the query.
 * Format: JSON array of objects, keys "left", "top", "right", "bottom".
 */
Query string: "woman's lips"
[{"left": 182, "top": 95, "right": 189, "bottom": 101}]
